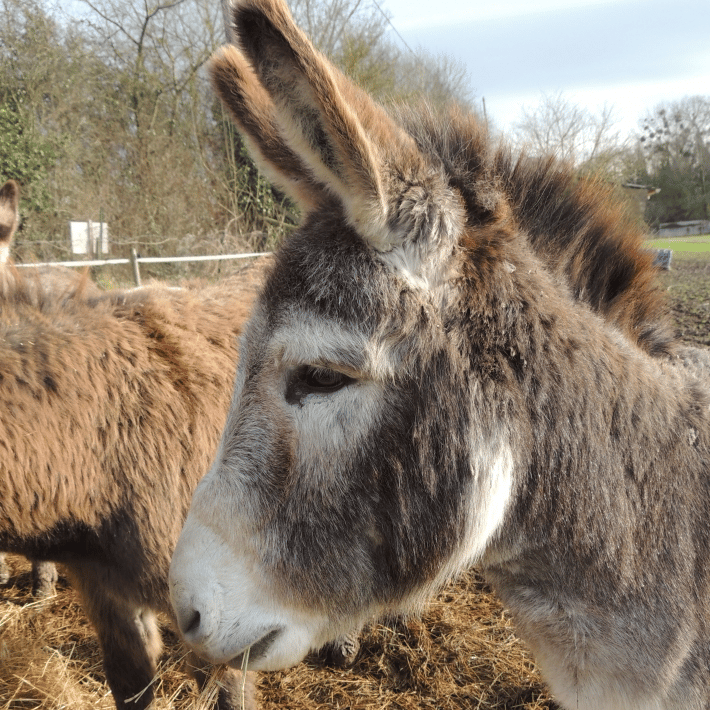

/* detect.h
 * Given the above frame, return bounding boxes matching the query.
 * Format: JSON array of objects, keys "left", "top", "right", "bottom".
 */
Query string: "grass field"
[
  {"left": 2, "top": 252, "right": 710, "bottom": 710},
  {"left": 645, "top": 234, "right": 710, "bottom": 253}
]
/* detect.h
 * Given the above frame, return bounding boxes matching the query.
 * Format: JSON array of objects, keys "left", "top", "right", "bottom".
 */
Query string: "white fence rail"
[{"left": 15, "top": 249, "right": 271, "bottom": 286}]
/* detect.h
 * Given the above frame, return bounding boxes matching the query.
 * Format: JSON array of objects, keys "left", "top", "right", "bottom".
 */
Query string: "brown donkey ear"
[
  {"left": 210, "top": 45, "right": 330, "bottom": 211},
  {"left": 0, "top": 180, "right": 20, "bottom": 262},
  {"left": 219, "top": 0, "right": 465, "bottom": 262}
]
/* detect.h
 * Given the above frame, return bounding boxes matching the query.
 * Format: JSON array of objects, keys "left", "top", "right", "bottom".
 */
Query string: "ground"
[
  {"left": 1, "top": 252, "right": 708, "bottom": 710},
  {"left": 661, "top": 255, "right": 710, "bottom": 347}
]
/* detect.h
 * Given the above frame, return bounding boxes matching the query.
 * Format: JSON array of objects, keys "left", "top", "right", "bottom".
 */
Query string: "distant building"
[
  {"left": 652, "top": 248, "right": 672, "bottom": 270},
  {"left": 658, "top": 220, "right": 710, "bottom": 238}
]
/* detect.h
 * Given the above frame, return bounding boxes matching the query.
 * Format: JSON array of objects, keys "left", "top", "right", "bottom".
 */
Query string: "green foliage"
[
  {"left": 0, "top": 0, "right": 477, "bottom": 265},
  {"left": 0, "top": 0, "right": 60, "bottom": 217},
  {"left": 0, "top": 103, "right": 56, "bottom": 213},
  {"left": 219, "top": 114, "right": 298, "bottom": 250}
]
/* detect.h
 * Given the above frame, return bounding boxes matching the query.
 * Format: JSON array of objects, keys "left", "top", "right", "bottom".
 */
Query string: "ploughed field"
[
  {"left": 1, "top": 254, "right": 709, "bottom": 710},
  {"left": 661, "top": 254, "right": 710, "bottom": 348}
]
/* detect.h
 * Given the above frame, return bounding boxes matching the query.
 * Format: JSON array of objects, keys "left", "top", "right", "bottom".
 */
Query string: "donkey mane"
[{"left": 394, "top": 105, "right": 674, "bottom": 356}]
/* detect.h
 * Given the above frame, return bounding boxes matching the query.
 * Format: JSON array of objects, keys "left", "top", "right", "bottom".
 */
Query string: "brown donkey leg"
[
  {"left": 31, "top": 560, "right": 59, "bottom": 597},
  {"left": 93, "top": 603, "right": 161, "bottom": 709},
  {"left": 0, "top": 553, "right": 10, "bottom": 584},
  {"left": 68, "top": 567, "right": 162, "bottom": 710},
  {"left": 0, "top": 555, "right": 58, "bottom": 596},
  {"left": 70, "top": 564, "right": 255, "bottom": 710}
]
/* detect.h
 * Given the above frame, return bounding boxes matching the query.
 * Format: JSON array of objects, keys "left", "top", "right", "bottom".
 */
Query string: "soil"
[{"left": 662, "top": 256, "right": 710, "bottom": 347}]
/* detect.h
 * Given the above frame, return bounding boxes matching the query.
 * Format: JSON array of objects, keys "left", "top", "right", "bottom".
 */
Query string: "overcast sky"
[{"left": 380, "top": 0, "right": 710, "bottom": 139}]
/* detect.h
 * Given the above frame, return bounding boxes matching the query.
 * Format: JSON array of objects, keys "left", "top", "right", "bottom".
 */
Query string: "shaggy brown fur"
[
  {"left": 0, "top": 182, "right": 260, "bottom": 709},
  {"left": 169, "top": 3, "right": 710, "bottom": 710},
  {"left": 0, "top": 217, "right": 103, "bottom": 597},
  {"left": 0, "top": 190, "right": 107, "bottom": 597}
]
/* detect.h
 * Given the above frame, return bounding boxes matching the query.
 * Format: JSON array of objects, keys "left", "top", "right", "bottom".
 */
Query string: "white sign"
[{"left": 70, "top": 221, "right": 109, "bottom": 255}]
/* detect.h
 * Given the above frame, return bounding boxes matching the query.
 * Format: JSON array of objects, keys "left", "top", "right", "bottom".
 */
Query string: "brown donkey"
[
  {"left": 0, "top": 179, "right": 19, "bottom": 264},
  {"left": 170, "top": 2, "right": 710, "bottom": 709},
  {"left": 0, "top": 179, "right": 96, "bottom": 597},
  {"left": 0, "top": 180, "right": 260, "bottom": 709}
]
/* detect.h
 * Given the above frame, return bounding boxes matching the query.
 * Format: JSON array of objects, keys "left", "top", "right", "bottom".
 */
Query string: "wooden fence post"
[{"left": 131, "top": 248, "right": 142, "bottom": 286}]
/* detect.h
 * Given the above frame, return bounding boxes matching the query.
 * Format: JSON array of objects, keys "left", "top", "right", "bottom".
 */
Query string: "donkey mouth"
[{"left": 227, "top": 628, "right": 282, "bottom": 669}]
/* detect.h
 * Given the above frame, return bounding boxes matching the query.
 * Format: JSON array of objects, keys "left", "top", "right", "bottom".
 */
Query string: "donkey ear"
[
  {"left": 0, "top": 180, "right": 20, "bottom": 262},
  {"left": 224, "top": 0, "right": 465, "bottom": 259},
  {"left": 210, "top": 45, "right": 329, "bottom": 211}
]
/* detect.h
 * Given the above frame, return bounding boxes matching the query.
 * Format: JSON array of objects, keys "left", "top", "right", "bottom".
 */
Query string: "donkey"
[
  {"left": 169, "top": 2, "right": 710, "bottom": 709},
  {"left": 0, "top": 552, "right": 57, "bottom": 596},
  {"left": 0, "top": 181, "right": 260, "bottom": 709},
  {"left": 0, "top": 179, "right": 19, "bottom": 264},
  {"left": 0, "top": 179, "right": 95, "bottom": 597}
]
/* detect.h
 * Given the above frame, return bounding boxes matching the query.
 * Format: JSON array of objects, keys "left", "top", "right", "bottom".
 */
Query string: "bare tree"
[
  {"left": 1, "top": 0, "right": 473, "bottom": 262},
  {"left": 394, "top": 48, "right": 473, "bottom": 108},
  {"left": 513, "top": 91, "right": 627, "bottom": 176},
  {"left": 291, "top": 0, "right": 385, "bottom": 58},
  {"left": 290, "top": 0, "right": 473, "bottom": 107},
  {"left": 75, "top": 0, "right": 221, "bottom": 143},
  {"left": 639, "top": 95, "right": 710, "bottom": 222}
]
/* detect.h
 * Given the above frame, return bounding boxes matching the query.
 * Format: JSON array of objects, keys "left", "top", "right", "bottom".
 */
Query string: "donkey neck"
[{"left": 480, "top": 280, "right": 709, "bottom": 583}]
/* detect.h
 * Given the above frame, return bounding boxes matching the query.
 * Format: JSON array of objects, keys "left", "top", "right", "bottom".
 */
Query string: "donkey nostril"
[{"left": 182, "top": 609, "right": 201, "bottom": 636}]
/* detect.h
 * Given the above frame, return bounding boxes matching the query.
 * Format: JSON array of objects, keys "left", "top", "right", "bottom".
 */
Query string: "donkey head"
[
  {"left": 0, "top": 180, "right": 20, "bottom": 263},
  {"left": 170, "top": 0, "right": 533, "bottom": 672}
]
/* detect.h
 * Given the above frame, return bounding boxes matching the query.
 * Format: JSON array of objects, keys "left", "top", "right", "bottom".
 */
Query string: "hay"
[
  {"left": 257, "top": 570, "right": 551, "bottom": 710},
  {"left": 1, "top": 555, "right": 551, "bottom": 709},
  {"left": 0, "top": 556, "right": 113, "bottom": 710}
]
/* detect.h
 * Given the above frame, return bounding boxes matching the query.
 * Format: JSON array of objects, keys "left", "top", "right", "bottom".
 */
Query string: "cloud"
[
  {"left": 398, "top": 0, "right": 707, "bottom": 90},
  {"left": 386, "top": 0, "right": 710, "bottom": 134}
]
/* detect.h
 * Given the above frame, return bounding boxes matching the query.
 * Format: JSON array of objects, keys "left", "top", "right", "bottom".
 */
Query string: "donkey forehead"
[
  {"left": 266, "top": 208, "right": 462, "bottom": 319},
  {"left": 260, "top": 224, "right": 396, "bottom": 326},
  {"left": 236, "top": 245, "right": 433, "bottom": 388},
  {"left": 259, "top": 307, "right": 399, "bottom": 380}
]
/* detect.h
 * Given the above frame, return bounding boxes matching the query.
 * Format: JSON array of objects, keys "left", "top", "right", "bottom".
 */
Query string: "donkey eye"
[
  {"left": 285, "top": 366, "right": 355, "bottom": 405},
  {"left": 303, "top": 366, "right": 348, "bottom": 389}
]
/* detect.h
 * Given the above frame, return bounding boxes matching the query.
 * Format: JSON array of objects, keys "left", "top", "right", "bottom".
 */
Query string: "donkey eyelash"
[{"left": 285, "top": 365, "right": 356, "bottom": 406}]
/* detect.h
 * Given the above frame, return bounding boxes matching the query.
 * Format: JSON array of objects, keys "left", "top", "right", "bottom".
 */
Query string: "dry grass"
[
  {"left": 1, "top": 556, "right": 551, "bottom": 710},
  {"left": 0, "top": 555, "right": 245, "bottom": 710},
  {"left": 1, "top": 558, "right": 115, "bottom": 710},
  {"left": 260, "top": 570, "right": 552, "bottom": 710}
]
